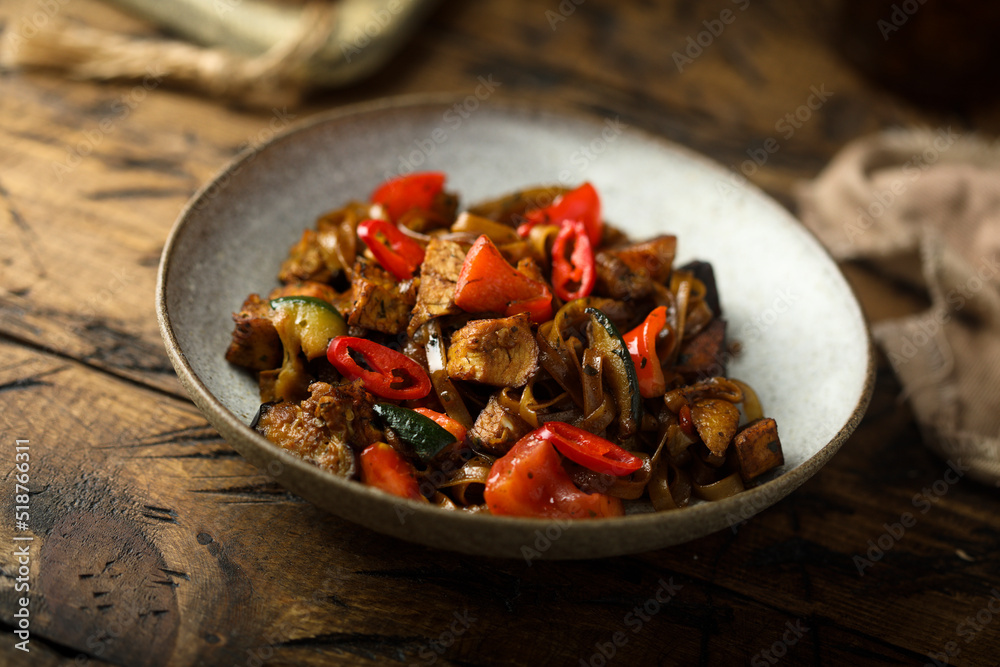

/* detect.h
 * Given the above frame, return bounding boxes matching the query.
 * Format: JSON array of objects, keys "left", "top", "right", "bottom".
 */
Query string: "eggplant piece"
[
  {"left": 733, "top": 417, "right": 784, "bottom": 482},
  {"left": 679, "top": 260, "right": 721, "bottom": 317},
  {"left": 225, "top": 294, "right": 282, "bottom": 371},
  {"left": 676, "top": 318, "right": 728, "bottom": 382}
]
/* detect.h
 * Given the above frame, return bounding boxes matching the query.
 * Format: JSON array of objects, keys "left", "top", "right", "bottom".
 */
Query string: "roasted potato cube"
[{"left": 733, "top": 417, "right": 784, "bottom": 482}]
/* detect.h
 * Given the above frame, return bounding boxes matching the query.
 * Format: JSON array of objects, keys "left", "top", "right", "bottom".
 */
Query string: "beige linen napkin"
[{"left": 797, "top": 129, "right": 1000, "bottom": 484}]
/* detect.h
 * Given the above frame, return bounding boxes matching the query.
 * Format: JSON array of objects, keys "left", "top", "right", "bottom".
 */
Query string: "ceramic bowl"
[{"left": 156, "top": 96, "right": 874, "bottom": 559}]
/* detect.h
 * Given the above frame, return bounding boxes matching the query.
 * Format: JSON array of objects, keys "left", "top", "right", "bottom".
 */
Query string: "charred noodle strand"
[
  {"left": 576, "top": 395, "right": 616, "bottom": 433},
  {"left": 536, "top": 321, "right": 584, "bottom": 406},
  {"left": 731, "top": 378, "right": 764, "bottom": 422},
  {"left": 692, "top": 472, "right": 745, "bottom": 501}
]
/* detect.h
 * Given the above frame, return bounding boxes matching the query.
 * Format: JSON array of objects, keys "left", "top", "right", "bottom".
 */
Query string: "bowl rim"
[{"left": 155, "top": 93, "right": 876, "bottom": 553}]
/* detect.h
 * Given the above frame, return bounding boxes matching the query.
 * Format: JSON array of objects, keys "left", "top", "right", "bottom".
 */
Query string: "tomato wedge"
[
  {"left": 517, "top": 182, "right": 602, "bottom": 247},
  {"left": 539, "top": 422, "right": 642, "bottom": 477},
  {"left": 370, "top": 172, "right": 445, "bottom": 222},
  {"left": 360, "top": 443, "right": 425, "bottom": 501},
  {"left": 357, "top": 218, "right": 425, "bottom": 281},
  {"left": 454, "top": 235, "right": 553, "bottom": 323},
  {"left": 327, "top": 336, "right": 432, "bottom": 400},
  {"left": 484, "top": 431, "right": 624, "bottom": 519}
]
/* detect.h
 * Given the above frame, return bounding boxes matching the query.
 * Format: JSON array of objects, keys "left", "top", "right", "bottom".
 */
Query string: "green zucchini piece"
[
  {"left": 373, "top": 403, "right": 456, "bottom": 463},
  {"left": 585, "top": 307, "right": 641, "bottom": 438},
  {"left": 269, "top": 296, "right": 347, "bottom": 360}
]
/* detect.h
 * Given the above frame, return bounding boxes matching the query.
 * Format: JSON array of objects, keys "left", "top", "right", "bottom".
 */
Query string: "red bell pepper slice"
[
  {"left": 551, "top": 220, "right": 596, "bottom": 301},
  {"left": 539, "top": 421, "right": 643, "bottom": 476},
  {"left": 327, "top": 336, "right": 432, "bottom": 400},
  {"left": 517, "top": 182, "right": 602, "bottom": 247},
  {"left": 413, "top": 408, "right": 468, "bottom": 443},
  {"left": 454, "top": 235, "right": 553, "bottom": 323},
  {"left": 357, "top": 218, "right": 425, "bottom": 281},
  {"left": 484, "top": 430, "right": 624, "bottom": 519},
  {"left": 370, "top": 171, "right": 445, "bottom": 222},
  {"left": 622, "top": 306, "right": 668, "bottom": 398},
  {"left": 360, "top": 442, "right": 425, "bottom": 501}
]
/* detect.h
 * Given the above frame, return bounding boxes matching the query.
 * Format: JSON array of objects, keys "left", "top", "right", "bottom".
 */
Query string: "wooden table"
[{"left": 3, "top": 1, "right": 1000, "bottom": 665}]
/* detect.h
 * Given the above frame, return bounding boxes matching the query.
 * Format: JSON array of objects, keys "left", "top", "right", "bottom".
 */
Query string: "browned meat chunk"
[
  {"left": 446, "top": 314, "right": 539, "bottom": 387},
  {"left": 225, "top": 294, "right": 281, "bottom": 371},
  {"left": 733, "top": 417, "right": 784, "bottom": 482},
  {"left": 408, "top": 237, "right": 467, "bottom": 335},
  {"left": 595, "top": 235, "right": 677, "bottom": 300},
  {"left": 347, "top": 260, "right": 417, "bottom": 335},
  {"left": 676, "top": 318, "right": 727, "bottom": 382},
  {"left": 255, "top": 381, "right": 385, "bottom": 477},
  {"left": 469, "top": 392, "right": 532, "bottom": 455}
]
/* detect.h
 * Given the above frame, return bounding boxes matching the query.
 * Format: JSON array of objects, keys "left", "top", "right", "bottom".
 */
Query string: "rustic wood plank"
[{"left": 3, "top": 0, "right": 1000, "bottom": 665}]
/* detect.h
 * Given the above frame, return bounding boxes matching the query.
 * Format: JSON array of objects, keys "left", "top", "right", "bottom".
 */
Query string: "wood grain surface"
[{"left": 2, "top": 0, "right": 1000, "bottom": 665}]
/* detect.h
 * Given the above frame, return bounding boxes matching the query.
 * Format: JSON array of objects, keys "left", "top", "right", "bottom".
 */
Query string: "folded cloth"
[{"left": 797, "top": 129, "right": 1000, "bottom": 485}]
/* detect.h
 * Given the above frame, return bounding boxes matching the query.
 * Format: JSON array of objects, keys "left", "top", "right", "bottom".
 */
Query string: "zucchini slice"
[
  {"left": 585, "top": 307, "right": 641, "bottom": 438},
  {"left": 373, "top": 403, "right": 456, "bottom": 463},
  {"left": 269, "top": 296, "right": 347, "bottom": 360}
]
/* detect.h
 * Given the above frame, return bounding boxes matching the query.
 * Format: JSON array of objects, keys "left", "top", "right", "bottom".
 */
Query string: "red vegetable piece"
[
  {"left": 414, "top": 408, "right": 468, "bottom": 443},
  {"left": 370, "top": 171, "right": 445, "bottom": 222},
  {"left": 540, "top": 421, "right": 643, "bottom": 477},
  {"left": 622, "top": 305, "right": 668, "bottom": 398},
  {"left": 678, "top": 403, "right": 695, "bottom": 438},
  {"left": 454, "top": 235, "right": 553, "bottom": 323},
  {"left": 551, "top": 220, "right": 596, "bottom": 301},
  {"left": 360, "top": 443, "right": 425, "bottom": 500},
  {"left": 327, "top": 336, "right": 432, "bottom": 400},
  {"left": 484, "top": 431, "right": 624, "bottom": 519},
  {"left": 518, "top": 182, "right": 602, "bottom": 247},
  {"left": 357, "top": 218, "right": 425, "bottom": 281}
]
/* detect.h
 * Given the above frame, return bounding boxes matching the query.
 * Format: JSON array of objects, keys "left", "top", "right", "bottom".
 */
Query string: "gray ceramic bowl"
[{"left": 156, "top": 95, "right": 874, "bottom": 559}]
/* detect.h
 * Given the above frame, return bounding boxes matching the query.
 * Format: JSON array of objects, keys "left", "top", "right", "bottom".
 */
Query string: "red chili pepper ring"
[{"left": 327, "top": 336, "right": 432, "bottom": 401}]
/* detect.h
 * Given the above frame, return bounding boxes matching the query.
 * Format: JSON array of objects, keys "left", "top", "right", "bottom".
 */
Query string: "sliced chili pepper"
[
  {"left": 483, "top": 430, "right": 624, "bottom": 519},
  {"left": 517, "top": 182, "right": 602, "bottom": 247},
  {"left": 327, "top": 336, "right": 432, "bottom": 400},
  {"left": 551, "top": 220, "right": 596, "bottom": 302},
  {"left": 414, "top": 408, "right": 468, "bottom": 444},
  {"left": 357, "top": 218, "right": 425, "bottom": 281},
  {"left": 540, "top": 421, "right": 643, "bottom": 477},
  {"left": 678, "top": 403, "right": 695, "bottom": 438},
  {"left": 359, "top": 442, "right": 425, "bottom": 501},
  {"left": 622, "top": 305, "right": 668, "bottom": 398},
  {"left": 454, "top": 235, "right": 553, "bottom": 323},
  {"left": 370, "top": 171, "right": 445, "bottom": 222}
]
